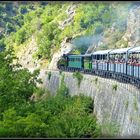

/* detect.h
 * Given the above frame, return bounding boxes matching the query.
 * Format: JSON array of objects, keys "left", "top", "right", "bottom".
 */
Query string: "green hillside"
[{"left": 0, "top": 1, "right": 133, "bottom": 61}]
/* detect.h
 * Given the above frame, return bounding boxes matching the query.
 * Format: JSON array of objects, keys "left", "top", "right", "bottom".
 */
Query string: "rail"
[{"left": 58, "top": 66, "right": 140, "bottom": 91}]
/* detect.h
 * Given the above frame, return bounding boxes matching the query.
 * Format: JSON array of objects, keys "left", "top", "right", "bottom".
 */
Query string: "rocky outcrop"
[
  {"left": 122, "top": 6, "right": 140, "bottom": 47},
  {"left": 42, "top": 70, "right": 140, "bottom": 137},
  {"left": 16, "top": 35, "right": 39, "bottom": 69},
  {"left": 86, "top": 5, "right": 140, "bottom": 53},
  {"left": 48, "top": 37, "right": 73, "bottom": 70},
  {"left": 59, "top": 4, "right": 78, "bottom": 30}
]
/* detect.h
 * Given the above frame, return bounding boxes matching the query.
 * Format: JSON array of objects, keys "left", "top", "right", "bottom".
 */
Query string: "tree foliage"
[{"left": 0, "top": 51, "right": 102, "bottom": 137}]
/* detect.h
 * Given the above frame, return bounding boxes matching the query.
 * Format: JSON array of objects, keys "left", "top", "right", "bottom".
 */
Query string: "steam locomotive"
[{"left": 57, "top": 46, "right": 140, "bottom": 88}]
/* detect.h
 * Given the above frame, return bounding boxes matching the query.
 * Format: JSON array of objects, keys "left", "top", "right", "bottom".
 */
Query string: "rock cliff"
[
  {"left": 87, "top": 4, "right": 140, "bottom": 53},
  {"left": 122, "top": 5, "right": 140, "bottom": 47}
]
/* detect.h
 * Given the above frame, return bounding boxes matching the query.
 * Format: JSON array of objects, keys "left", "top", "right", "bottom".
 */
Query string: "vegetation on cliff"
[
  {"left": 0, "top": 1, "right": 135, "bottom": 62},
  {"left": 0, "top": 49, "right": 102, "bottom": 138}
]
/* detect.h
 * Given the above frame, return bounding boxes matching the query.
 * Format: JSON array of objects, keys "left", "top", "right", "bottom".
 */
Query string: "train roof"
[
  {"left": 92, "top": 49, "right": 112, "bottom": 55},
  {"left": 67, "top": 54, "right": 91, "bottom": 57},
  {"left": 92, "top": 46, "right": 140, "bottom": 55},
  {"left": 66, "top": 46, "right": 140, "bottom": 57},
  {"left": 128, "top": 46, "right": 140, "bottom": 53},
  {"left": 109, "top": 47, "right": 132, "bottom": 54}
]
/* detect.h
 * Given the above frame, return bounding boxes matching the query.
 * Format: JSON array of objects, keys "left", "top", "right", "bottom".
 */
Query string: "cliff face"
[
  {"left": 122, "top": 6, "right": 140, "bottom": 47},
  {"left": 16, "top": 35, "right": 39, "bottom": 69},
  {"left": 48, "top": 38, "right": 73, "bottom": 70},
  {"left": 42, "top": 70, "right": 140, "bottom": 137},
  {"left": 87, "top": 4, "right": 140, "bottom": 53}
]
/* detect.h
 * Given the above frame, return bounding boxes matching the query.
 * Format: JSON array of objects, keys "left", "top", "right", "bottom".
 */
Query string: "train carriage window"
[
  {"left": 92, "top": 55, "right": 96, "bottom": 60},
  {"left": 102, "top": 54, "right": 107, "bottom": 60},
  {"left": 128, "top": 53, "right": 139, "bottom": 64},
  {"left": 113, "top": 53, "right": 126, "bottom": 63},
  {"left": 136, "top": 53, "right": 139, "bottom": 63},
  {"left": 74, "top": 58, "right": 81, "bottom": 62},
  {"left": 138, "top": 53, "right": 140, "bottom": 63},
  {"left": 97, "top": 55, "right": 100, "bottom": 60},
  {"left": 109, "top": 54, "right": 115, "bottom": 62}
]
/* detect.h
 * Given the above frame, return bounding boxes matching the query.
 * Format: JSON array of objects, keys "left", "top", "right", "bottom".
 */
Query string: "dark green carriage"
[{"left": 67, "top": 55, "right": 84, "bottom": 69}]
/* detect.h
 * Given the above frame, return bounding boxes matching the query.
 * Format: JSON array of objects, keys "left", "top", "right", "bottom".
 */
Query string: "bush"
[
  {"left": 73, "top": 71, "right": 83, "bottom": 87},
  {"left": 47, "top": 71, "right": 51, "bottom": 81},
  {"left": 57, "top": 74, "right": 69, "bottom": 97},
  {"left": 112, "top": 84, "right": 118, "bottom": 91},
  {"left": 100, "top": 122, "right": 119, "bottom": 137}
]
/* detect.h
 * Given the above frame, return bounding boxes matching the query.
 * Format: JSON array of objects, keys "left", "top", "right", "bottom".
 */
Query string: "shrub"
[
  {"left": 134, "top": 98, "right": 138, "bottom": 111},
  {"left": 95, "top": 77, "right": 98, "bottom": 85},
  {"left": 57, "top": 74, "right": 69, "bottom": 97},
  {"left": 73, "top": 71, "right": 83, "bottom": 87},
  {"left": 100, "top": 122, "right": 119, "bottom": 137},
  {"left": 48, "top": 71, "right": 51, "bottom": 81},
  {"left": 59, "top": 70, "right": 62, "bottom": 75},
  {"left": 112, "top": 84, "right": 117, "bottom": 91},
  {"left": 125, "top": 100, "right": 129, "bottom": 110}
]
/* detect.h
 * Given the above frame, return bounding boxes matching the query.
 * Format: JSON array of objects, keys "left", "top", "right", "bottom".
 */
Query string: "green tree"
[{"left": 0, "top": 48, "right": 41, "bottom": 112}]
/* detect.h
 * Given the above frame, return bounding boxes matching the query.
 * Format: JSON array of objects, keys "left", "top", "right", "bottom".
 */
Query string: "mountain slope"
[{"left": 1, "top": 1, "right": 140, "bottom": 70}]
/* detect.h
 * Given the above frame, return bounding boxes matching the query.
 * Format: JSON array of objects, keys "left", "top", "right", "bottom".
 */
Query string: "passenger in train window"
[
  {"left": 133, "top": 57, "right": 139, "bottom": 64},
  {"left": 110, "top": 56, "right": 115, "bottom": 63},
  {"left": 115, "top": 56, "right": 118, "bottom": 63},
  {"left": 128, "top": 55, "right": 138, "bottom": 65},
  {"left": 127, "top": 56, "right": 132, "bottom": 64},
  {"left": 127, "top": 58, "right": 132, "bottom": 64},
  {"left": 121, "top": 57, "right": 125, "bottom": 63}
]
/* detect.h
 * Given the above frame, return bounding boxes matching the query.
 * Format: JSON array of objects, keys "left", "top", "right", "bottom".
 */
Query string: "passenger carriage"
[
  {"left": 92, "top": 49, "right": 112, "bottom": 71},
  {"left": 128, "top": 46, "right": 140, "bottom": 79},
  {"left": 108, "top": 47, "right": 132, "bottom": 74}
]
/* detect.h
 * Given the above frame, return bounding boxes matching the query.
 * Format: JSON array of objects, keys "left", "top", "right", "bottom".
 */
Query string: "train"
[{"left": 57, "top": 46, "right": 140, "bottom": 89}]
